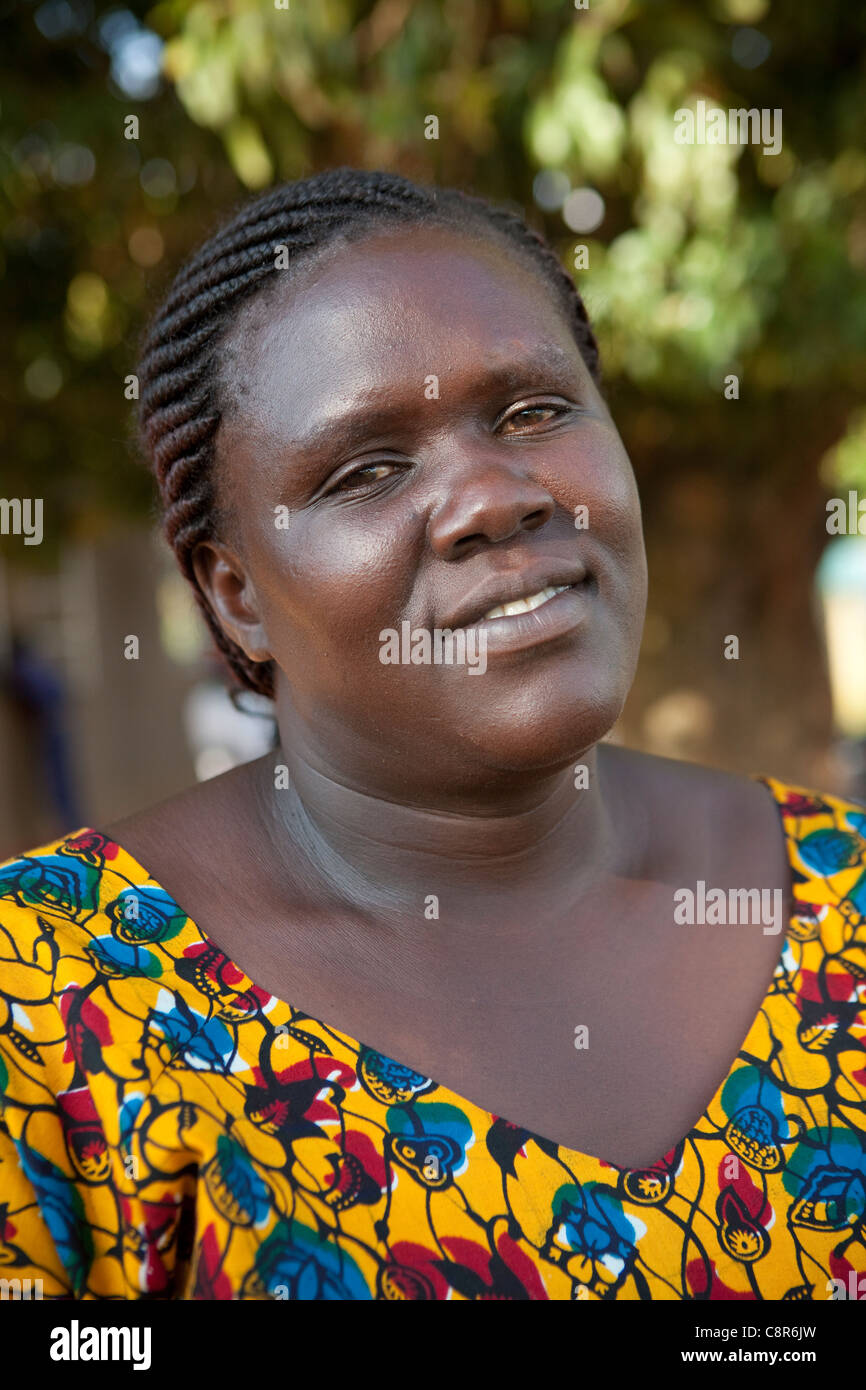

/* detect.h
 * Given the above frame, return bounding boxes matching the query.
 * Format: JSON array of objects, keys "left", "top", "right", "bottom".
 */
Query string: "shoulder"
[
  {"left": 0, "top": 826, "right": 222, "bottom": 1097},
  {"left": 599, "top": 740, "right": 865, "bottom": 828},
  {"left": 758, "top": 776, "right": 866, "bottom": 914},
  {"left": 600, "top": 741, "right": 773, "bottom": 813},
  {"left": 0, "top": 827, "right": 196, "bottom": 1010},
  {"left": 599, "top": 743, "right": 866, "bottom": 891},
  {"left": 598, "top": 743, "right": 781, "bottom": 866},
  {"left": 0, "top": 829, "right": 109, "bottom": 959},
  {"left": 101, "top": 753, "right": 269, "bottom": 889},
  {"left": 0, "top": 831, "right": 119, "bottom": 1102}
]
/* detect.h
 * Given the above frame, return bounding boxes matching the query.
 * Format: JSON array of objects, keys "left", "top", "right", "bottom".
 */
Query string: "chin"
[{"left": 449, "top": 666, "right": 630, "bottom": 774}]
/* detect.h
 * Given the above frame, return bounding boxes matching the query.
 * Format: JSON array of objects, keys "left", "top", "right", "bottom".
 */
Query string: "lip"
[
  {"left": 459, "top": 581, "right": 592, "bottom": 655},
  {"left": 444, "top": 563, "right": 589, "bottom": 632}
]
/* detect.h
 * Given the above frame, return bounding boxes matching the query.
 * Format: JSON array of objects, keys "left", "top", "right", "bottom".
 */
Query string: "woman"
[{"left": 1, "top": 167, "right": 865, "bottom": 1301}]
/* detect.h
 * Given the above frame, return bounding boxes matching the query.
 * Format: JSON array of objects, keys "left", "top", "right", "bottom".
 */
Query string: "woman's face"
[{"left": 204, "top": 224, "right": 647, "bottom": 793}]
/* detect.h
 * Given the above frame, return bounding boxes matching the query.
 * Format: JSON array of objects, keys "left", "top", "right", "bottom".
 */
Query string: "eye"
[
  {"left": 499, "top": 403, "right": 571, "bottom": 432},
  {"left": 330, "top": 461, "right": 402, "bottom": 493}
]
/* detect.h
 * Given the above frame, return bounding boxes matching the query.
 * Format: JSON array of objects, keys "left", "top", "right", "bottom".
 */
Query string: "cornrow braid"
[{"left": 137, "top": 167, "right": 601, "bottom": 699}]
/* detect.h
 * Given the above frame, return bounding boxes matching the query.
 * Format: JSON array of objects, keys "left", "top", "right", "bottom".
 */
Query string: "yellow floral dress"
[{"left": 1, "top": 775, "right": 865, "bottom": 1300}]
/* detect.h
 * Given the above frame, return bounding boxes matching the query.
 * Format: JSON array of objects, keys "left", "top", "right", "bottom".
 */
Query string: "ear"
[{"left": 191, "top": 540, "right": 272, "bottom": 664}]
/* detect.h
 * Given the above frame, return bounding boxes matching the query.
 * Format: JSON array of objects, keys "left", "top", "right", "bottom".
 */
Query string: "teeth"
[{"left": 481, "top": 584, "right": 572, "bottom": 621}]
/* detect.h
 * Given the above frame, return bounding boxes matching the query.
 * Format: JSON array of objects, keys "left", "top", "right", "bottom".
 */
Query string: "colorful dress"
[{"left": 1, "top": 775, "right": 866, "bottom": 1301}]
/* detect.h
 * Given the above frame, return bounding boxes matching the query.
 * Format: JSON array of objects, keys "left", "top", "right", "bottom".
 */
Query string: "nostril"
[{"left": 453, "top": 533, "right": 486, "bottom": 552}]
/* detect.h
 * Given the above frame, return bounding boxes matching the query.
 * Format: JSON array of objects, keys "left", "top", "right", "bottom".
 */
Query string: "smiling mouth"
[
  {"left": 479, "top": 583, "right": 574, "bottom": 622},
  {"left": 442, "top": 578, "right": 592, "bottom": 656}
]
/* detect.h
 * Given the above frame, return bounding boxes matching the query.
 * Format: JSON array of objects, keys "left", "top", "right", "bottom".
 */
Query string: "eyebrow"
[{"left": 288, "top": 343, "right": 584, "bottom": 456}]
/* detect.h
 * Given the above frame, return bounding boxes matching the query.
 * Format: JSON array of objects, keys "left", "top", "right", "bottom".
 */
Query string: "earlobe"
[{"left": 190, "top": 540, "right": 272, "bottom": 664}]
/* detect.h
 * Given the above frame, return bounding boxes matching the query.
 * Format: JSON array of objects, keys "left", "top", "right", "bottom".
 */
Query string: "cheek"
[
  {"left": 561, "top": 437, "right": 647, "bottom": 656},
  {"left": 561, "top": 432, "right": 645, "bottom": 574},
  {"left": 244, "top": 506, "right": 412, "bottom": 655}
]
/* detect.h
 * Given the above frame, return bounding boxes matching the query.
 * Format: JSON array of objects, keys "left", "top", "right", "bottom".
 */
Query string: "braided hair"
[{"left": 137, "top": 166, "right": 601, "bottom": 700}]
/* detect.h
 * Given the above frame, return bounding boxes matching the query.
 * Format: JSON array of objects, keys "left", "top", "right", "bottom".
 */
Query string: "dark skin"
[{"left": 105, "top": 226, "right": 793, "bottom": 1169}]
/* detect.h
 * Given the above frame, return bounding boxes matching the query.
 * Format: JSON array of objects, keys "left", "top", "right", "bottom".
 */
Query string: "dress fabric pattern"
[{"left": 1, "top": 775, "right": 866, "bottom": 1301}]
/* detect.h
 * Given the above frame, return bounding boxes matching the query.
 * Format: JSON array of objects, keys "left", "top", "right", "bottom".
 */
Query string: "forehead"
[{"left": 218, "top": 225, "right": 584, "bottom": 437}]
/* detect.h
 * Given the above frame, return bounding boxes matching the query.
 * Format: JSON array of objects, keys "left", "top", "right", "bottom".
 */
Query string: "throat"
[{"left": 254, "top": 747, "right": 618, "bottom": 923}]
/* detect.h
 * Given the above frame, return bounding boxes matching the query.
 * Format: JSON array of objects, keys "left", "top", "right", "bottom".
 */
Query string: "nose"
[{"left": 428, "top": 457, "right": 556, "bottom": 559}]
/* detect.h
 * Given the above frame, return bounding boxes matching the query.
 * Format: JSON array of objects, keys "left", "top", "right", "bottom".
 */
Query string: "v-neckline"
[{"left": 84, "top": 771, "right": 799, "bottom": 1174}]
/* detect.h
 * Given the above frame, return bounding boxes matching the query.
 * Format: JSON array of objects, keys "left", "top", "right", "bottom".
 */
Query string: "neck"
[{"left": 254, "top": 731, "right": 633, "bottom": 929}]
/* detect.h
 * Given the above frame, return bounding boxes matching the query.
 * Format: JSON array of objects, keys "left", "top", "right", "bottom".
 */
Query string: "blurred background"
[{"left": 2, "top": 0, "right": 866, "bottom": 858}]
